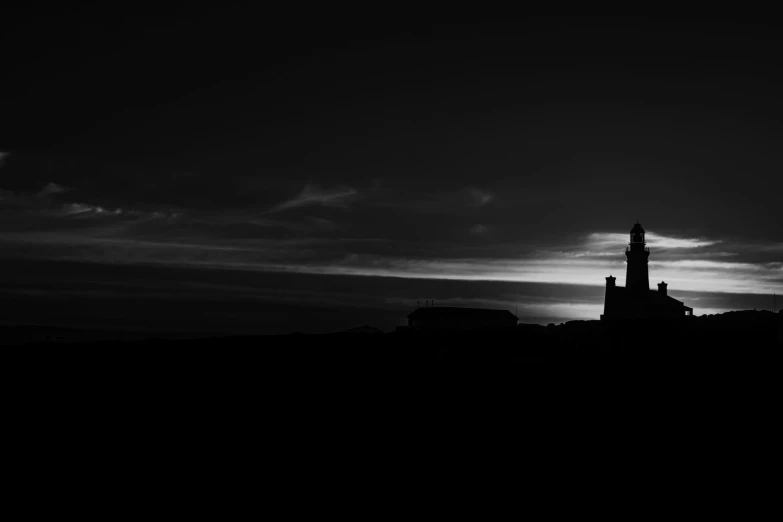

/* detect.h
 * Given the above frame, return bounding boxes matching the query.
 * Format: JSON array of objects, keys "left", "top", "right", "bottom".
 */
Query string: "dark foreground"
[
  {"left": 2, "top": 315, "right": 777, "bottom": 522},
  {"left": 4, "top": 310, "right": 779, "bottom": 484}
]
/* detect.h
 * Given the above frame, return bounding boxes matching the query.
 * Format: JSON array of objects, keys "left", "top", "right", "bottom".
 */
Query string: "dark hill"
[{"left": 3, "top": 310, "right": 780, "bottom": 361}]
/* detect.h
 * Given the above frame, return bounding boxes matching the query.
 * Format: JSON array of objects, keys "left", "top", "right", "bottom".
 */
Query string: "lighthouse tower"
[
  {"left": 625, "top": 222, "right": 650, "bottom": 292},
  {"left": 602, "top": 221, "right": 693, "bottom": 320}
]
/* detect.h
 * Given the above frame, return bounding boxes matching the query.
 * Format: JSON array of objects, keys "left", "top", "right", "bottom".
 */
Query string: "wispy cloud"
[
  {"left": 37, "top": 182, "right": 69, "bottom": 198},
  {"left": 59, "top": 202, "right": 124, "bottom": 216},
  {"left": 307, "top": 256, "right": 782, "bottom": 295},
  {"left": 647, "top": 233, "right": 721, "bottom": 249},
  {"left": 309, "top": 217, "right": 339, "bottom": 230},
  {"left": 467, "top": 187, "right": 493, "bottom": 206},
  {"left": 268, "top": 184, "right": 359, "bottom": 213},
  {"left": 0, "top": 181, "right": 183, "bottom": 238},
  {"left": 0, "top": 151, "right": 8, "bottom": 170},
  {"left": 469, "top": 224, "right": 489, "bottom": 235},
  {"left": 586, "top": 232, "right": 720, "bottom": 250}
]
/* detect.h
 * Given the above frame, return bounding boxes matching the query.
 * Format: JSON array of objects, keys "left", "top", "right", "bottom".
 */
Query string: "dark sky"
[{"left": 1, "top": 12, "right": 781, "bottom": 333}]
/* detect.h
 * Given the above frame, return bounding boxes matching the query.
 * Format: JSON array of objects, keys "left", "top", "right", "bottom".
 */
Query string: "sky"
[{"left": 1, "top": 12, "right": 782, "bottom": 334}]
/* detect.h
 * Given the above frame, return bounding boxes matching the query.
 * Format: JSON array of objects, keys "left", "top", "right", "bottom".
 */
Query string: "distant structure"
[
  {"left": 601, "top": 222, "right": 694, "bottom": 320},
  {"left": 407, "top": 307, "right": 518, "bottom": 331}
]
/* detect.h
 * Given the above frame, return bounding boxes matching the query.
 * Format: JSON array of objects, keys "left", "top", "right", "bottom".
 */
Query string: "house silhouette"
[
  {"left": 601, "top": 222, "right": 694, "bottom": 320},
  {"left": 407, "top": 306, "right": 518, "bottom": 331}
]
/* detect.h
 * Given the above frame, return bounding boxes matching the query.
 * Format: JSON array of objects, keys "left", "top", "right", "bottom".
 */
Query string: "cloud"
[
  {"left": 37, "top": 182, "right": 69, "bottom": 198},
  {"left": 537, "top": 231, "right": 723, "bottom": 263},
  {"left": 469, "top": 224, "right": 489, "bottom": 235},
  {"left": 2, "top": 198, "right": 781, "bottom": 307},
  {"left": 0, "top": 188, "right": 20, "bottom": 203},
  {"left": 268, "top": 184, "right": 359, "bottom": 213},
  {"left": 467, "top": 188, "right": 494, "bottom": 206},
  {"left": 2, "top": 228, "right": 781, "bottom": 308},
  {"left": 315, "top": 256, "right": 782, "bottom": 295},
  {"left": 586, "top": 232, "right": 719, "bottom": 250},
  {"left": 62, "top": 203, "right": 96, "bottom": 215},
  {"left": 0, "top": 152, "right": 7, "bottom": 170},
  {"left": 646, "top": 232, "right": 720, "bottom": 249},
  {"left": 0, "top": 182, "right": 183, "bottom": 239},
  {"left": 57, "top": 202, "right": 131, "bottom": 217}
]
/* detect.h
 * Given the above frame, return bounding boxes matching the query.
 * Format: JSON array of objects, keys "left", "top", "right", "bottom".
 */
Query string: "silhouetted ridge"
[
  {"left": 406, "top": 306, "right": 518, "bottom": 331},
  {"left": 332, "top": 325, "right": 383, "bottom": 335}
]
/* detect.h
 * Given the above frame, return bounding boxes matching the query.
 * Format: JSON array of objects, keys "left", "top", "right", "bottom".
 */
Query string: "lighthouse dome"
[{"left": 630, "top": 222, "right": 645, "bottom": 233}]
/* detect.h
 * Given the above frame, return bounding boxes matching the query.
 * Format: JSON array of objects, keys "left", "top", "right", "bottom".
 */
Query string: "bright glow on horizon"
[{"left": 301, "top": 257, "right": 780, "bottom": 295}]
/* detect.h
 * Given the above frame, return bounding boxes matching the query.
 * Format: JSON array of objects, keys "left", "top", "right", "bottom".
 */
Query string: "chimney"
[
  {"left": 606, "top": 275, "right": 616, "bottom": 287},
  {"left": 658, "top": 281, "right": 668, "bottom": 295}
]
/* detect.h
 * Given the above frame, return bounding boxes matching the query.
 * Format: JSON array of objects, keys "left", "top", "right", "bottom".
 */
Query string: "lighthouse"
[
  {"left": 601, "top": 221, "right": 694, "bottom": 320},
  {"left": 625, "top": 222, "right": 650, "bottom": 292}
]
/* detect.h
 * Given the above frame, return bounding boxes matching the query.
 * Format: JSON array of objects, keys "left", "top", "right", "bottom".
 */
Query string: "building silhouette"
[
  {"left": 601, "top": 222, "right": 694, "bottom": 320},
  {"left": 407, "top": 306, "right": 518, "bottom": 331}
]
